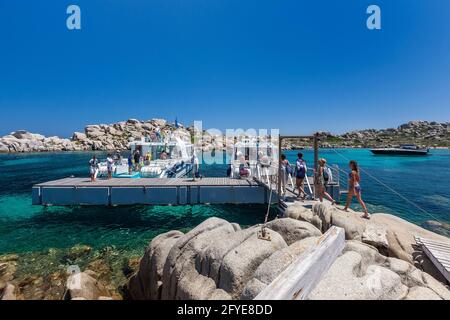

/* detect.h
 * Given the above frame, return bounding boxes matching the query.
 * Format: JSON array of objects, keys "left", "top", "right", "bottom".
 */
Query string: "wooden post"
[
  {"left": 313, "top": 133, "right": 319, "bottom": 199},
  {"left": 277, "top": 135, "right": 282, "bottom": 203},
  {"left": 254, "top": 226, "right": 345, "bottom": 300}
]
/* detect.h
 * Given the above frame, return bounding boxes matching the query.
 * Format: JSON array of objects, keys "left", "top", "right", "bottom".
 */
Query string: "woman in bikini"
[{"left": 343, "top": 160, "right": 370, "bottom": 219}]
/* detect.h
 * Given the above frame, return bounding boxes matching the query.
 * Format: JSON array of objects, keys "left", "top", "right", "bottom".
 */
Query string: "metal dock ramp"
[{"left": 415, "top": 236, "right": 450, "bottom": 283}]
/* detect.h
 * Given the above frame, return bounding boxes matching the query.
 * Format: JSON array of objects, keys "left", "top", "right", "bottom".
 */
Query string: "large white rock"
[
  {"left": 309, "top": 251, "right": 408, "bottom": 300},
  {"left": 241, "top": 236, "right": 319, "bottom": 299},
  {"left": 64, "top": 270, "right": 109, "bottom": 300},
  {"left": 0, "top": 282, "right": 16, "bottom": 300},
  {"left": 265, "top": 218, "right": 322, "bottom": 245},
  {"left": 128, "top": 230, "right": 184, "bottom": 300},
  {"left": 284, "top": 205, "right": 322, "bottom": 230},
  {"left": 405, "top": 286, "right": 442, "bottom": 300},
  {"left": 72, "top": 132, "right": 87, "bottom": 141},
  {"left": 11, "top": 130, "right": 33, "bottom": 140},
  {"left": 217, "top": 227, "right": 286, "bottom": 298},
  {"left": 362, "top": 222, "right": 389, "bottom": 252},
  {"left": 161, "top": 217, "right": 237, "bottom": 300}
]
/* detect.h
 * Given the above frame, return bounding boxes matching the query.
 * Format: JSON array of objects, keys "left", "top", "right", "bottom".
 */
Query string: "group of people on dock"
[
  {"left": 280, "top": 153, "right": 370, "bottom": 219},
  {"left": 88, "top": 148, "right": 370, "bottom": 219},
  {"left": 89, "top": 151, "right": 123, "bottom": 181}
]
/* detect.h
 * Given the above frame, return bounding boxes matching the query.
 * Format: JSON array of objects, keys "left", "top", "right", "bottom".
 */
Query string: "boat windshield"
[{"left": 400, "top": 144, "right": 419, "bottom": 150}]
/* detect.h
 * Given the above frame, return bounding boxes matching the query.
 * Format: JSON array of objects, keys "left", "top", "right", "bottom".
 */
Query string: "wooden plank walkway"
[
  {"left": 255, "top": 226, "right": 346, "bottom": 300},
  {"left": 415, "top": 237, "right": 450, "bottom": 283},
  {"left": 35, "top": 177, "right": 259, "bottom": 187}
]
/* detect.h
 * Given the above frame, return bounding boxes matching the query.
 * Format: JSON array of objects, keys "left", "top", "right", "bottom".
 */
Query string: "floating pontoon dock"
[
  {"left": 32, "top": 175, "right": 341, "bottom": 207},
  {"left": 32, "top": 177, "right": 274, "bottom": 206},
  {"left": 32, "top": 134, "right": 344, "bottom": 207}
]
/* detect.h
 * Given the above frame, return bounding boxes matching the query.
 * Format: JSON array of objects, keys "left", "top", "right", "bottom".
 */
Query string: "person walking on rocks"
[
  {"left": 343, "top": 160, "right": 370, "bottom": 219},
  {"left": 316, "top": 158, "right": 336, "bottom": 204}
]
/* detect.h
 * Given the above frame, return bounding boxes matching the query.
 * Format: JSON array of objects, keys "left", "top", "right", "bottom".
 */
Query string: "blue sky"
[{"left": 0, "top": 0, "right": 449, "bottom": 137}]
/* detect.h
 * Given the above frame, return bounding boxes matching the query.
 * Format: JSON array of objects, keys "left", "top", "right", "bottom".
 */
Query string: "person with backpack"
[
  {"left": 343, "top": 160, "right": 370, "bottom": 219},
  {"left": 294, "top": 153, "right": 308, "bottom": 200},
  {"left": 317, "top": 158, "right": 336, "bottom": 204},
  {"left": 280, "top": 154, "right": 292, "bottom": 199}
]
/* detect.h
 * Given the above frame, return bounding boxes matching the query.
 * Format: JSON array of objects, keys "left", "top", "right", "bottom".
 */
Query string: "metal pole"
[
  {"left": 277, "top": 135, "right": 282, "bottom": 205},
  {"left": 313, "top": 133, "right": 319, "bottom": 199}
]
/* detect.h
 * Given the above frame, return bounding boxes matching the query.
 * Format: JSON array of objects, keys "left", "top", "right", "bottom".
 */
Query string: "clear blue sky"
[{"left": 1, "top": 1, "right": 449, "bottom": 137}]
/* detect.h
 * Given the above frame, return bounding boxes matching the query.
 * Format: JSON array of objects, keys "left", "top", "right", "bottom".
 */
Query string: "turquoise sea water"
[{"left": 0, "top": 149, "right": 449, "bottom": 258}]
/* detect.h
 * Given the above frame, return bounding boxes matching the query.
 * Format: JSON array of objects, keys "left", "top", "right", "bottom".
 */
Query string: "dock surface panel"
[{"left": 33, "top": 177, "right": 268, "bottom": 206}]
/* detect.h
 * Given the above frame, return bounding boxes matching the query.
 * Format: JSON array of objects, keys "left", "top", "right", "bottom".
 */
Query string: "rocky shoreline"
[
  {"left": 0, "top": 120, "right": 449, "bottom": 153},
  {"left": 3, "top": 203, "right": 448, "bottom": 300},
  {"left": 282, "top": 120, "right": 450, "bottom": 149},
  {"left": 122, "top": 204, "right": 450, "bottom": 300},
  {"left": 0, "top": 244, "right": 140, "bottom": 300},
  {"left": 0, "top": 118, "right": 192, "bottom": 153}
]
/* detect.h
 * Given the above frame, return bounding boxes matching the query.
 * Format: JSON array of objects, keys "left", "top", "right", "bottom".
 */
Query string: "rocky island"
[
  {"left": 0, "top": 120, "right": 448, "bottom": 153},
  {"left": 283, "top": 120, "right": 449, "bottom": 149}
]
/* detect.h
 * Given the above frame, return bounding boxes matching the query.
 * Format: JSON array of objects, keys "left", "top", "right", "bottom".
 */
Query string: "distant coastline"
[{"left": 0, "top": 119, "right": 448, "bottom": 153}]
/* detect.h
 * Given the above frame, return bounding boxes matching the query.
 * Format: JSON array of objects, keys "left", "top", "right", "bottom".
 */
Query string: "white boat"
[
  {"left": 97, "top": 156, "right": 128, "bottom": 177},
  {"left": 129, "top": 136, "right": 194, "bottom": 178},
  {"left": 98, "top": 136, "right": 194, "bottom": 178},
  {"left": 228, "top": 138, "right": 278, "bottom": 181}
]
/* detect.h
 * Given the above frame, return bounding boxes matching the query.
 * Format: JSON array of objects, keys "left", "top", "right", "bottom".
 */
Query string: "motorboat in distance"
[{"left": 370, "top": 144, "right": 429, "bottom": 156}]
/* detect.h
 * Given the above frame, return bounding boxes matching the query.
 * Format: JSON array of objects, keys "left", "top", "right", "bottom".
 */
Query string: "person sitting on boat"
[
  {"left": 160, "top": 150, "right": 168, "bottom": 160},
  {"left": 239, "top": 156, "right": 251, "bottom": 178},
  {"left": 144, "top": 151, "right": 151, "bottom": 165},
  {"left": 89, "top": 155, "right": 99, "bottom": 182},
  {"left": 294, "top": 153, "right": 308, "bottom": 200},
  {"left": 106, "top": 154, "right": 114, "bottom": 180},
  {"left": 113, "top": 150, "right": 122, "bottom": 164},
  {"left": 316, "top": 158, "right": 336, "bottom": 205},
  {"left": 343, "top": 160, "right": 370, "bottom": 219}
]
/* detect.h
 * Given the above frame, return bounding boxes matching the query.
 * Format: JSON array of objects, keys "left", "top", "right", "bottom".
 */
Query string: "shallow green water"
[
  {"left": 0, "top": 151, "right": 276, "bottom": 257},
  {"left": 0, "top": 149, "right": 449, "bottom": 258}
]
